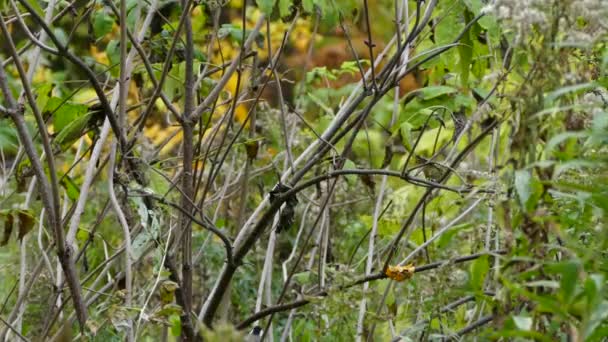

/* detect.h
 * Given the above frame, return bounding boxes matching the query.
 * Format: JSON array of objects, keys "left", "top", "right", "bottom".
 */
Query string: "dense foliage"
[{"left": 0, "top": 0, "right": 607, "bottom": 340}]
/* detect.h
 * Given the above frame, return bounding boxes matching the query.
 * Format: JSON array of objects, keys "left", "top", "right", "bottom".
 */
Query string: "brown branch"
[
  {"left": 198, "top": 2, "right": 486, "bottom": 328},
  {"left": 103, "top": 0, "right": 181, "bottom": 120},
  {"left": 144, "top": 194, "right": 233, "bottom": 264},
  {"left": 382, "top": 117, "right": 500, "bottom": 271},
  {"left": 362, "top": 0, "right": 378, "bottom": 90},
  {"left": 164, "top": 255, "right": 197, "bottom": 341},
  {"left": 198, "top": 20, "right": 296, "bottom": 327},
  {"left": 0, "top": 15, "right": 88, "bottom": 331},
  {"left": 16, "top": 0, "right": 127, "bottom": 153},
  {"left": 0, "top": 315, "right": 30, "bottom": 342},
  {"left": 237, "top": 250, "right": 505, "bottom": 329},
  {"left": 287, "top": 168, "right": 484, "bottom": 197},
  {"left": 454, "top": 314, "right": 495, "bottom": 337},
  {"left": 177, "top": 0, "right": 197, "bottom": 336}
]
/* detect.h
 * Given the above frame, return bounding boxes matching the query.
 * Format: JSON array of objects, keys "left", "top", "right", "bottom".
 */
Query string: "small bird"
[
  {"left": 415, "top": 155, "right": 447, "bottom": 182},
  {"left": 450, "top": 108, "right": 467, "bottom": 143}
]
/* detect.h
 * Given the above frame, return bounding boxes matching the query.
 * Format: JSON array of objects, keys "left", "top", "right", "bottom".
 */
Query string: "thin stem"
[
  {"left": 237, "top": 251, "right": 504, "bottom": 330},
  {"left": 107, "top": 142, "right": 133, "bottom": 341},
  {"left": 0, "top": 15, "right": 88, "bottom": 330}
]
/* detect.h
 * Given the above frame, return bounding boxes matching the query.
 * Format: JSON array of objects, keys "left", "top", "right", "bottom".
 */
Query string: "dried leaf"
[
  {"left": 385, "top": 264, "right": 415, "bottom": 282},
  {"left": 160, "top": 280, "right": 179, "bottom": 304},
  {"left": 1, "top": 213, "right": 14, "bottom": 246},
  {"left": 244, "top": 139, "right": 259, "bottom": 160},
  {"left": 277, "top": 203, "right": 296, "bottom": 233},
  {"left": 17, "top": 210, "right": 35, "bottom": 241},
  {"left": 269, "top": 183, "right": 298, "bottom": 233},
  {"left": 360, "top": 174, "right": 376, "bottom": 194},
  {"left": 480, "top": 115, "right": 498, "bottom": 130},
  {"left": 154, "top": 303, "right": 183, "bottom": 318}
]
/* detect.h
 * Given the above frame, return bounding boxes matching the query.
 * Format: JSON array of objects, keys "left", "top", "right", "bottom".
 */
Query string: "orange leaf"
[{"left": 385, "top": 264, "right": 415, "bottom": 282}]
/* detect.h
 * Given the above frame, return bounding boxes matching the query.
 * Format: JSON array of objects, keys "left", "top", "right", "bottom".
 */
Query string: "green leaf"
[
  {"left": 315, "top": 0, "right": 347, "bottom": 28},
  {"left": 0, "top": 119, "right": 19, "bottom": 155},
  {"left": 546, "top": 131, "right": 588, "bottom": 154},
  {"left": 514, "top": 170, "right": 532, "bottom": 208},
  {"left": 414, "top": 86, "right": 458, "bottom": 100},
  {"left": 338, "top": 60, "right": 365, "bottom": 76},
  {"left": 512, "top": 315, "right": 533, "bottom": 331},
  {"left": 353, "top": 130, "right": 385, "bottom": 169},
  {"left": 60, "top": 175, "right": 81, "bottom": 202},
  {"left": 416, "top": 125, "right": 452, "bottom": 154},
  {"left": 458, "top": 10, "right": 474, "bottom": 88},
  {"left": 435, "top": 3, "right": 464, "bottom": 46},
  {"left": 154, "top": 303, "right": 183, "bottom": 318},
  {"left": 302, "top": 0, "right": 314, "bottom": 13},
  {"left": 584, "top": 300, "right": 608, "bottom": 340},
  {"left": 378, "top": 219, "right": 402, "bottom": 237},
  {"left": 547, "top": 261, "right": 580, "bottom": 304},
  {"left": 53, "top": 112, "right": 94, "bottom": 150},
  {"left": 193, "top": 48, "right": 206, "bottom": 62},
  {"left": 399, "top": 122, "right": 413, "bottom": 151},
  {"left": 192, "top": 6, "right": 208, "bottom": 33},
  {"left": 257, "top": 0, "right": 275, "bottom": 16},
  {"left": 554, "top": 160, "right": 599, "bottom": 178},
  {"left": 514, "top": 169, "right": 543, "bottom": 212},
  {"left": 148, "top": 168, "right": 170, "bottom": 196},
  {"left": 279, "top": 0, "right": 292, "bottom": 17},
  {"left": 462, "top": 0, "right": 483, "bottom": 14},
  {"left": 453, "top": 93, "right": 476, "bottom": 110},
  {"left": 104, "top": 40, "right": 119, "bottom": 62},
  {"left": 26, "top": 0, "right": 44, "bottom": 18},
  {"left": 306, "top": 91, "right": 334, "bottom": 115},
  {"left": 437, "top": 222, "right": 473, "bottom": 248},
  {"left": 93, "top": 12, "right": 115, "bottom": 37},
  {"left": 169, "top": 314, "right": 182, "bottom": 336},
  {"left": 126, "top": 0, "right": 139, "bottom": 31},
  {"left": 545, "top": 82, "right": 596, "bottom": 103},
  {"left": 35, "top": 83, "right": 54, "bottom": 113},
  {"left": 293, "top": 271, "right": 312, "bottom": 285},
  {"left": 44, "top": 97, "right": 89, "bottom": 133},
  {"left": 343, "top": 159, "right": 357, "bottom": 185},
  {"left": 130, "top": 195, "right": 160, "bottom": 260},
  {"left": 53, "top": 28, "right": 68, "bottom": 47},
  {"left": 307, "top": 66, "right": 337, "bottom": 83},
  {"left": 217, "top": 24, "right": 263, "bottom": 47},
  {"left": 469, "top": 254, "right": 489, "bottom": 292}
]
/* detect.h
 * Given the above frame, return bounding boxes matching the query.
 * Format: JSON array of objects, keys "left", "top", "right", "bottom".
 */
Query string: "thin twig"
[
  {"left": 0, "top": 316, "right": 31, "bottom": 342},
  {"left": 237, "top": 251, "right": 504, "bottom": 330},
  {"left": 454, "top": 314, "right": 494, "bottom": 337}
]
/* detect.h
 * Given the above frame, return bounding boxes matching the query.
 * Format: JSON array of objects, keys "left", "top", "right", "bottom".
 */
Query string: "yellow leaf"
[
  {"left": 128, "top": 81, "right": 140, "bottom": 107},
  {"left": 225, "top": 73, "right": 241, "bottom": 95},
  {"left": 90, "top": 45, "right": 109, "bottom": 66},
  {"left": 229, "top": 0, "right": 244, "bottom": 9},
  {"left": 33, "top": 67, "right": 52, "bottom": 85},
  {"left": 385, "top": 264, "right": 415, "bottom": 282},
  {"left": 160, "top": 129, "right": 183, "bottom": 156},
  {"left": 192, "top": 5, "right": 203, "bottom": 16},
  {"left": 234, "top": 103, "right": 249, "bottom": 126},
  {"left": 73, "top": 89, "right": 99, "bottom": 104},
  {"left": 266, "top": 146, "right": 278, "bottom": 157}
]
